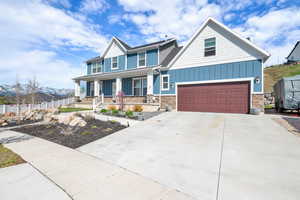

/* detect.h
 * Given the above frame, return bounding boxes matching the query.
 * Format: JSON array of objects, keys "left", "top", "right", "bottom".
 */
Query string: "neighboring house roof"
[
  {"left": 287, "top": 41, "right": 300, "bottom": 59},
  {"left": 167, "top": 17, "right": 271, "bottom": 68}
]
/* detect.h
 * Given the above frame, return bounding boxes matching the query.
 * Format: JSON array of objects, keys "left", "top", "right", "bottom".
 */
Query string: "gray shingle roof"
[
  {"left": 160, "top": 46, "right": 183, "bottom": 67},
  {"left": 86, "top": 38, "right": 177, "bottom": 64}
]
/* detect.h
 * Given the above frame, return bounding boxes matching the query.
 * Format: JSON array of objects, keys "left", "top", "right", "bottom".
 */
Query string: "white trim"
[
  {"left": 168, "top": 17, "right": 270, "bottom": 68},
  {"left": 125, "top": 54, "right": 128, "bottom": 70},
  {"left": 161, "top": 74, "right": 170, "bottom": 91},
  {"left": 137, "top": 51, "right": 147, "bottom": 68},
  {"left": 163, "top": 57, "right": 260, "bottom": 71},
  {"left": 261, "top": 61, "right": 264, "bottom": 94},
  {"left": 111, "top": 56, "right": 118, "bottom": 70},
  {"left": 175, "top": 77, "right": 254, "bottom": 111},
  {"left": 102, "top": 37, "right": 127, "bottom": 59}
]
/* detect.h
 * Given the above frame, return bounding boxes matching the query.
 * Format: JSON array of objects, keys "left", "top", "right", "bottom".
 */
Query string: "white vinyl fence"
[{"left": 0, "top": 97, "right": 74, "bottom": 114}]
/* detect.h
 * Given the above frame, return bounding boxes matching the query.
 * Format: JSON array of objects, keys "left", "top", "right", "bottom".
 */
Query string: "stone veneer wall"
[
  {"left": 104, "top": 96, "right": 146, "bottom": 104},
  {"left": 252, "top": 94, "right": 264, "bottom": 112},
  {"left": 160, "top": 96, "right": 176, "bottom": 111}
]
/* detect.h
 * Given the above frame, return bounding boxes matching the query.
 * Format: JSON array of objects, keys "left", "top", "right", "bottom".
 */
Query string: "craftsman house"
[{"left": 73, "top": 18, "right": 270, "bottom": 114}]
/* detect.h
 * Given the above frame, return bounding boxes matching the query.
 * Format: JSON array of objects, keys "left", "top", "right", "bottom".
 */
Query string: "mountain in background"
[{"left": 0, "top": 84, "right": 74, "bottom": 104}]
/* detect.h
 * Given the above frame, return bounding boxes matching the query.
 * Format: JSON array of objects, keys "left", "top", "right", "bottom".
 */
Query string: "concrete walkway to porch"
[{"left": 1, "top": 130, "right": 195, "bottom": 200}]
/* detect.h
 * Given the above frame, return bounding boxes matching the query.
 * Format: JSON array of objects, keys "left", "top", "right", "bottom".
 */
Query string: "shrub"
[
  {"left": 133, "top": 105, "right": 143, "bottom": 112},
  {"left": 112, "top": 109, "right": 119, "bottom": 115},
  {"left": 125, "top": 110, "right": 134, "bottom": 118},
  {"left": 107, "top": 105, "right": 117, "bottom": 111},
  {"left": 100, "top": 108, "right": 107, "bottom": 113}
]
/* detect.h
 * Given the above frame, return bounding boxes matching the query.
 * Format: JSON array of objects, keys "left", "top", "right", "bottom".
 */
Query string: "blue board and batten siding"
[
  {"left": 87, "top": 59, "right": 262, "bottom": 97},
  {"left": 146, "top": 49, "right": 158, "bottom": 67},
  {"left": 87, "top": 49, "right": 158, "bottom": 75},
  {"left": 154, "top": 59, "right": 263, "bottom": 95}
]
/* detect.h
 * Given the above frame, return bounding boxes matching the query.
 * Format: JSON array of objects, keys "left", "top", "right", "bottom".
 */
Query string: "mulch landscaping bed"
[{"left": 12, "top": 119, "right": 127, "bottom": 149}]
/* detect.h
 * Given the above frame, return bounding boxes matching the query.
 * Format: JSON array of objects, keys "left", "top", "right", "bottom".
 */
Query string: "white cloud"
[
  {"left": 0, "top": 50, "right": 82, "bottom": 88},
  {"left": 108, "top": 14, "right": 125, "bottom": 25},
  {"left": 119, "top": 0, "right": 222, "bottom": 42},
  {"left": 234, "top": 7, "right": 300, "bottom": 66},
  {"left": 0, "top": 0, "right": 109, "bottom": 88},
  {"left": 46, "top": 0, "right": 72, "bottom": 8},
  {"left": 79, "top": 0, "right": 109, "bottom": 13}
]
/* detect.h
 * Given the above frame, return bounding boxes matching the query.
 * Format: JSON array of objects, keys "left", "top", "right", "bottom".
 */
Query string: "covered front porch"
[{"left": 73, "top": 68, "right": 161, "bottom": 108}]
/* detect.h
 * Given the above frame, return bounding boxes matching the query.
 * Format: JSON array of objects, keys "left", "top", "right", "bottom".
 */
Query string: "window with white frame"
[
  {"left": 204, "top": 37, "right": 216, "bottom": 57},
  {"left": 138, "top": 52, "right": 146, "bottom": 67},
  {"left": 92, "top": 62, "right": 101, "bottom": 73},
  {"left": 92, "top": 63, "right": 97, "bottom": 73},
  {"left": 112, "top": 56, "right": 118, "bottom": 69},
  {"left": 133, "top": 77, "right": 147, "bottom": 96},
  {"left": 161, "top": 75, "right": 169, "bottom": 90}
]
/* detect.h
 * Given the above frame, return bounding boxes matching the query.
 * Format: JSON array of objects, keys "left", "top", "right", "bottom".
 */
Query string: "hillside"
[
  {"left": 0, "top": 84, "right": 74, "bottom": 104},
  {"left": 264, "top": 63, "right": 300, "bottom": 93}
]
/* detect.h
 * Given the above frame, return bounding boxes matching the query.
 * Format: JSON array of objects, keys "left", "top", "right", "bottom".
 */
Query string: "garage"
[{"left": 177, "top": 81, "right": 250, "bottom": 114}]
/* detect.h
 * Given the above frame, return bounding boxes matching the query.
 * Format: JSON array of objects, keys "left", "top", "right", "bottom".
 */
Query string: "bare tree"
[
  {"left": 15, "top": 76, "right": 22, "bottom": 124},
  {"left": 27, "top": 76, "right": 39, "bottom": 105}
]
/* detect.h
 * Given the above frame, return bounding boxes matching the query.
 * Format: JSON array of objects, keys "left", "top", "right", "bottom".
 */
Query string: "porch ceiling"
[{"left": 73, "top": 67, "right": 158, "bottom": 81}]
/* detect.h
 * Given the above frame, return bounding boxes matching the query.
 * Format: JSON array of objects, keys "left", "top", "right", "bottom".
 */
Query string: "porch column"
[
  {"left": 94, "top": 80, "right": 100, "bottom": 97},
  {"left": 74, "top": 80, "right": 80, "bottom": 99},
  {"left": 147, "top": 72, "right": 153, "bottom": 95},
  {"left": 116, "top": 77, "right": 122, "bottom": 95}
]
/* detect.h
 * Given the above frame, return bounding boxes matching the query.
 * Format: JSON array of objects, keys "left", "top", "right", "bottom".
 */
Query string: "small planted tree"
[
  {"left": 15, "top": 76, "right": 22, "bottom": 124},
  {"left": 26, "top": 76, "right": 39, "bottom": 105},
  {"left": 116, "top": 91, "right": 125, "bottom": 111}
]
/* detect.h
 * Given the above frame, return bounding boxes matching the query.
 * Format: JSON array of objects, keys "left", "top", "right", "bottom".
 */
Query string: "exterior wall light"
[{"left": 254, "top": 76, "right": 260, "bottom": 84}]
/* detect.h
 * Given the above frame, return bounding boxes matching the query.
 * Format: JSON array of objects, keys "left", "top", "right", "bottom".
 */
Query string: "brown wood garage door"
[{"left": 177, "top": 81, "right": 250, "bottom": 114}]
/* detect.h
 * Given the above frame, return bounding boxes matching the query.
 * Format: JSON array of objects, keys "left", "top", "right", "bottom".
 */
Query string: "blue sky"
[{"left": 0, "top": 0, "right": 299, "bottom": 89}]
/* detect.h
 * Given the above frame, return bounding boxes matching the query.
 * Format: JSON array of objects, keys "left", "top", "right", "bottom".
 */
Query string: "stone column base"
[
  {"left": 74, "top": 96, "right": 80, "bottom": 102},
  {"left": 160, "top": 95, "right": 176, "bottom": 111},
  {"left": 252, "top": 94, "right": 264, "bottom": 112}
]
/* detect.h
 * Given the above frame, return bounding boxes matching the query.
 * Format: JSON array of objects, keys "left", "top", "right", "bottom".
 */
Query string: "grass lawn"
[
  {"left": 0, "top": 144, "right": 25, "bottom": 168},
  {"left": 264, "top": 104, "right": 274, "bottom": 109},
  {"left": 58, "top": 107, "right": 92, "bottom": 113}
]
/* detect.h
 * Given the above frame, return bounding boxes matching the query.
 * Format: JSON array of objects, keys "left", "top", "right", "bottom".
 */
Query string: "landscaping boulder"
[
  {"left": 69, "top": 117, "right": 87, "bottom": 127},
  {"left": 0, "top": 119, "right": 7, "bottom": 127}
]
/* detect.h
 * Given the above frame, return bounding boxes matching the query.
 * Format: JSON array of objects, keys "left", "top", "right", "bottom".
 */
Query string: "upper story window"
[
  {"left": 204, "top": 37, "right": 216, "bottom": 57},
  {"left": 138, "top": 52, "right": 146, "bottom": 67},
  {"left": 161, "top": 75, "right": 169, "bottom": 91},
  {"left": 112, "top": 56, "right": 118, "bottom": 69},
  {"left": 92, "top": 62, "right": 102, "bottom": 73}
]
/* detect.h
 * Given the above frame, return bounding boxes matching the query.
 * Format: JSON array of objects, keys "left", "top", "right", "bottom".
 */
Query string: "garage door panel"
[{"left": 177, "top": 81, "right": 250, "bottom": 114}]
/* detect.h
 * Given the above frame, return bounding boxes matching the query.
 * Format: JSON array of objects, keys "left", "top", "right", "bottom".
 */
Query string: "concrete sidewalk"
[
  {"left": 2, "top": 130, "right": 195, "bottom": 200},
  {"left": 0, "top": 163, "right": 71, "bottom": 200}
]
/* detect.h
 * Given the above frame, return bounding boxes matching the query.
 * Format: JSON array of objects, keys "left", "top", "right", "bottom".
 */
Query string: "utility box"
[{"left": 274, "top": 75, "right": 300, "bottom": 112}]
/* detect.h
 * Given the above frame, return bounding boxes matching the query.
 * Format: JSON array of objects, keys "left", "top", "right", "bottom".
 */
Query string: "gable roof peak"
[{"left": 167, "top": 17, "right": 270, "bottom": 67}]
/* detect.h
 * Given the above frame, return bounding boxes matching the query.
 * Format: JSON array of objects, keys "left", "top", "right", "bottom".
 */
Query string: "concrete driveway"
[{"left": 79, "top": 112, "right": 300, "bottom": 200}]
